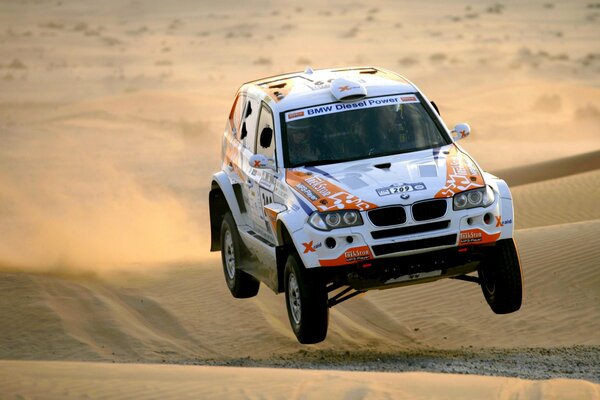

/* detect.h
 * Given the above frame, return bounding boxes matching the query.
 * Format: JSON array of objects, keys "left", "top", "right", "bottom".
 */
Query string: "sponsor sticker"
[
  {"left": 308, "top": 80, "right": 333, "bottom": 91},
  {"left": 259, "top": 172, "right": 276, "bottom": 191},
  {"left": 319, "top": 246, "right": 373, "bottom": 267},
  {"left": 286, "top": 170, "right": 377, "bottom": 211},
  {"left": 295, "top": 183, "right": 319, "bottom": 202},
  {"left": 303, "top": 241, "right": 322, "bottom": 253},
  {"left": 287, "top": 111, "right": 304, "bottom": 120},
  {"left": 345, "top": 247, "right": 371, "bottom": 262},
  {"left": 285, "top": 95, "right": 420, "bottom": 122},
  {"left": 273, "top": 181, "right": 288, "bottom": 201},
  {"left": 339, "top": 85, "right": 359, "bottom": 92},
  {"left": 376, "top": 182, "right": 427, "bottom": 197},
  {"left": 495, "top": 216, "right": 512, "bottom": 227},
  {"left": 460, "top": 230, "right": 484, "bottom": 244},
  {"left": 304, "top": 175, "right": 332, "bottom": 197},
  {"left": 459, "top": 229, "right": 500, "bottom": 245}
]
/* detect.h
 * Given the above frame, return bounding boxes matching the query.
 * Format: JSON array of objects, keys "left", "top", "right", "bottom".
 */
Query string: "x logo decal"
[{"left": 303, "top": 241, "right": 316, "bottom": 253}]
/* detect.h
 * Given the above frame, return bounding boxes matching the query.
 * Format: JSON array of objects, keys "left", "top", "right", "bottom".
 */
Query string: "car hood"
[{"left": 285, "top": 144, "right": 486, "bottom": 212}]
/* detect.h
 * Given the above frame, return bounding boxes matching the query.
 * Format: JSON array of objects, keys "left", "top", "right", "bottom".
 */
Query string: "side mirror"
[
  {"left": 249, "top": 154, "right": 273, "bottom": 170},
  {"left": 451, "top": 123, "right": 471, "bottom": 141},
  {"left": 259, "top": 127, "right": 273, "bottom": 149}
]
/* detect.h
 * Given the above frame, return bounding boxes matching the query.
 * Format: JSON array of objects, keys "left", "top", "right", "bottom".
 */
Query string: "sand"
[
  {"left": 1, "top": 361, "right": 599, "bottom": 400},
  {"left": 1, "top": 0, "right": 599, "bottom": 398}
]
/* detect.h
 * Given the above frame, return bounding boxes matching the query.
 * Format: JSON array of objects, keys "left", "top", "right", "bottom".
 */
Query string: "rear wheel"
[
  {"left": 220, "top": 212, "right": 259, "bottom": 298},
  {"left": 478, "top": 238, "right": 523, "bottom": 314},
  {"left": 284, "top": 253, "right": 329, "bottom": 344}
]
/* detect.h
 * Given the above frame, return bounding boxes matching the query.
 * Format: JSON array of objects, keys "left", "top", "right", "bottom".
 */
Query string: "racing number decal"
[{"left": 376, "top": 182, "right": 426, "bottom": 197}]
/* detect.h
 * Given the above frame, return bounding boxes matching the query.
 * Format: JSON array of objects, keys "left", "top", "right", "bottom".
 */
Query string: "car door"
[
  {"left": 251, "top": 103, "right": 278, "bottom": 243},
  {"left": 237, "top": 96, "right": 265, "bottom": 235}
]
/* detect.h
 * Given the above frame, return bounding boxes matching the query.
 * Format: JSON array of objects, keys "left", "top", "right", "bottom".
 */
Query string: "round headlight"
[
  {"left": 343, "top": 211, "right": 358, "bottom": 225},
  {"left": 467, "top": 190, "right": 483, "bottom": 205},
  {"left": 325, "top": 213, "right": 341, "bottom": 227},
  {"left": 454, "top": 193, "right": 467, "bottom": 209}
]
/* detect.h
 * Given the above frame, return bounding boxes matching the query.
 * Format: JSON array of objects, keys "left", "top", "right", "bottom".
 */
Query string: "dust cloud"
[{"left": 0, "top": 107, "right": 219, "bottom": 274}]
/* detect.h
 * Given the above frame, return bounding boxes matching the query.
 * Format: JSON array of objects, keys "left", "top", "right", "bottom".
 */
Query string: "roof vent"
[{"left": 330, "top": 77, "right": 367, "bottom": 102}]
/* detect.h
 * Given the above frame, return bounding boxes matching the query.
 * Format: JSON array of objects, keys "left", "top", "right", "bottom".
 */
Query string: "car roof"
[{"left": 242, "top": 66, "right": 418, "bottom": 113}]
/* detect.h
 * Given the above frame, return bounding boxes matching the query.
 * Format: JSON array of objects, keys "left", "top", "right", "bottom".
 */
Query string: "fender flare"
[
  {"left": 275, "top": 208, "right": 316, "bottom": 293},
  {"left": 483, "top": 172, "right": 515, "bottom": 238},
  {"left": 209, "top": 171, "right": 247, "bottom": 251},
  {"left": 274, "top": 208, "right": 307, "bottom": 251}
]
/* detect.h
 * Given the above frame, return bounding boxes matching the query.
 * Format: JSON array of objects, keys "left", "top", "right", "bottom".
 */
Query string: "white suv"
[{"left": 209, "top": 66, "right": 522, "bottom": 344}]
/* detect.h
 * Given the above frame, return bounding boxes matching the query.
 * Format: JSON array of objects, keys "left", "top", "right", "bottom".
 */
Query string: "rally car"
[{"left": 209, "top": 66, "right": 523, "bottom": 344}]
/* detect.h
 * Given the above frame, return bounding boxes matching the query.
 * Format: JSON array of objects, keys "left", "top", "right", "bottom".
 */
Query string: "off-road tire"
[
  {"left": 220, "top": 212, "right": 259, "bottom": 298},
  {"left": 478, "top": 238, "right": 523, "bottom": 314},
  {"left": 284, "top": 253, "right": 329, "bottom": 344}
]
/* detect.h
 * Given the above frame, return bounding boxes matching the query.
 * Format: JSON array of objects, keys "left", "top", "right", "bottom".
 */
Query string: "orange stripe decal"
[
  {"left": 263, "top": 207, "right": 278, "bottom": 233},
  {"left": 435, "top": 146, "right": 485, "bottom": 198},
  {"left": 286, "top": 170, "right": 377, "bottom": 211},
  {"left": 257, "top": 78, "right": 294, "bottom": 102}
]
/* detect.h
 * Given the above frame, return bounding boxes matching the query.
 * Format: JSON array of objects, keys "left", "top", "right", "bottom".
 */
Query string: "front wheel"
[
  {"left": 284, "top": 253, "right": 329, "bottom": 344},
  {"left": 478, "top": 238, "right": 523, "bottom": 314},
  {"left": 220, "top": 212, "right": 259, "bottom": 298}
]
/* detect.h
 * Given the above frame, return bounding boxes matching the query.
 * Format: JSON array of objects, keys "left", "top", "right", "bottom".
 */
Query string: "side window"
[
  {"left": 240, "top": 97, "right": 260, "bottom": 152},
  {"left": 229, "top": 93, "right": 246, "bottom": 138},
  {"left": 256, "top": 104, "right": 275, "bottom": 161}
]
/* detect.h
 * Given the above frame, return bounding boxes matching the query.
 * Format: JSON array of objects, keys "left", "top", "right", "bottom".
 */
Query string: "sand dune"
[
  {"left": 511, "top": 169, "right": 600, "bottom": 229},
  {"left": 2, "top": 218, "right": 599, "bottom": 362},
  {"left": 495, "top": 150, "right": 600, "bottom": 187},
  {"left": 4, "top": 169, "right": 599, "bottom": 393}
]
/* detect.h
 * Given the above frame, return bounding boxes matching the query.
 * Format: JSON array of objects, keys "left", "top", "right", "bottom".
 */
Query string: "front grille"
[
  {"left": 412, "top": 199, "right": 447, "bottom": 221},
  {"left": 371, "top": 234, "right": 457, "bottom": 256},
  {"left": 368, "top": 206, "right": 406, "bottom": 227},
  {"left": 371, "top": 220, "right": 450, "bottom": 240}
]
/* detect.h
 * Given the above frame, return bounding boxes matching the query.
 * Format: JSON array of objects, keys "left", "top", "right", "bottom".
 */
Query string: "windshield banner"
[{"left": 285, "top": 95, "right": 420, "bottom": 122}]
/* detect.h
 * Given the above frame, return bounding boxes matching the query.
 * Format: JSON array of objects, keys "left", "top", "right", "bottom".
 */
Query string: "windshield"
[{"left": 283, "top": 94, "right": 450, "bottom": 167}]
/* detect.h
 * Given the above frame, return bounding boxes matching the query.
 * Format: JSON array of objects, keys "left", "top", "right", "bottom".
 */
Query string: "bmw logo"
[{"left": 401, "top": 193, "right": 410, "bottom": 200}]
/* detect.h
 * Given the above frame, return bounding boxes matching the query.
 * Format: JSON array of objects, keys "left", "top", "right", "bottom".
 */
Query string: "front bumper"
[
  {"left": 294, "top": 194, "right": 514, "bottom": 269},
  {"left": 338, "top": 243, "right": 492, "bottom": 291}
]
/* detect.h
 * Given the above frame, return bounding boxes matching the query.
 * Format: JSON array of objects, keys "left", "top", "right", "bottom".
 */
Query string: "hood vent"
[{"left": 330, "top": 77, "right": 367, "bottom": 102}]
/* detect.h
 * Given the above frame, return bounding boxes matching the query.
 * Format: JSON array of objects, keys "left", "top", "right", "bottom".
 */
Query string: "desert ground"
[{"left": 0, "top": 0, "right": 599, "bottom": 398}]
